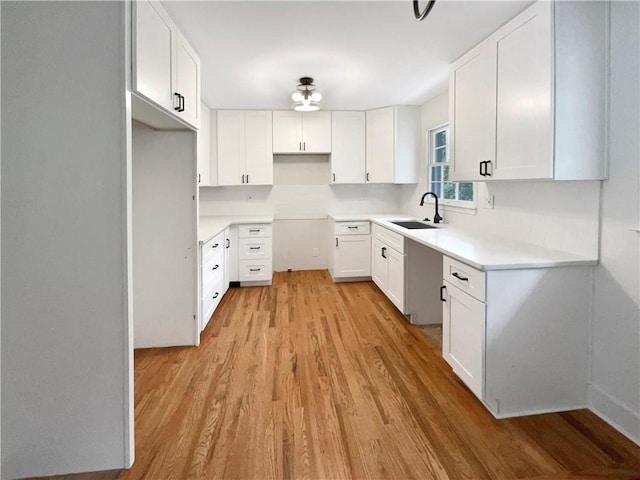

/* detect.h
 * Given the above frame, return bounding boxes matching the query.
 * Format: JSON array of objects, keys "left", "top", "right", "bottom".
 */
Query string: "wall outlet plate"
[
  {"left": 312, "top": 247, "right": 319, "bottom": 257},
  {"left": 484, "top": 193, "right": 495, "bottom": 209}
]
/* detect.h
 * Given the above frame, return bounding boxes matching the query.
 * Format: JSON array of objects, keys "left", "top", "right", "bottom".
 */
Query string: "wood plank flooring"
[{"left": 118, "top": 270, "right": 640, "bottom": 480}]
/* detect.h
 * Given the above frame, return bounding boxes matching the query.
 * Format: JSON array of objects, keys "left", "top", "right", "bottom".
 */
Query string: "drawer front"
[
  {"left": 239, "top": 259, "right": 272, "bottom": 282},
  {"left": 202, "top": 251, "right": 224, "bottom": 285},
  {"left": 335, "top": 221, "right": 370, "bottom": 235},
  {"left": 238, "top": 237, "right": 272, "bottom": 260},
  {"left": 372, "top": 224, "right": 405, "bottom": 254},
  {"left": 238, "top": 224, "right": 272, "bottom": 238},
  {"left": 202, "top": 231, "right": 225, "bottom": 263},
  {"left": 443, "top": 256, "right": 486, "bottom": 302}
]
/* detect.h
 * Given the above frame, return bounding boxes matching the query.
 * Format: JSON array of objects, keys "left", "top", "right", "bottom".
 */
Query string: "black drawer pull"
[
  {"left": 440, "top": 285, "right": 447, "bottom": 302},
  {"left": 173, "top": 92, "right": 181, "bottom": 111},
  {"left": 249, "top": 268, "right": 261, "bottom": 272},
  {"left": 249, "top": 229, "right": 260, "bottom": 233},
  {"left": 226, "top": 238, "right": 230, "bottom": 248},
  {"left": 212, "top": 292, "right": 219, "bottom": 299},
  {"left": 347, "top": 226, "right": 358, "bottom": 230},
  {"left": 381, "top": 246, "right": 387, "bottom": 259},
  {"left": 249, "top": 246, "right": 261, "bottom": 250},
  {"left": 212, "top": 264, "right": 219, "bottom": 270},
  {"left": 452, "top": 272, "right": 469, "bottom": 282},
  {"left": 212, "top": 243, "right": 219, "bottom": 249}
]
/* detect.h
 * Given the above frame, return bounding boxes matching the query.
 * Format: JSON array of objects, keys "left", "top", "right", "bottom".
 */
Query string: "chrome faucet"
[{"left": 419, "top": 191, "right": 443, "bottom": 224}]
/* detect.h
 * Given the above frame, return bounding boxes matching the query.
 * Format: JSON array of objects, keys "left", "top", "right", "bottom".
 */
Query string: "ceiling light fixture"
[{"left": 291, "top": 77, "right": 323, "bottom": 112}]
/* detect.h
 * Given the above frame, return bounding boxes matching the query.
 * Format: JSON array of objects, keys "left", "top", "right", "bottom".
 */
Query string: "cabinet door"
[
  {"left": 371, "top": 238, "right": 388, "bottom": 292},
  {"left": 366, "top": 107, "right": 394, "bottom": 183},
  {"left": 449, "top": 40, "right": 496, "bottom": 182},
  {"left": 331, "top": 111, "right": 365, "bottom": 184},
  {"left": 302, "top": 111, "right": 331, "bottom": 153},
  {"left": 133, "top": 0, "right": 174, "bottom": 111},
  {"left": 223, "top": 228, "right": 230, "bottom": 295},
  {"left": 493, "top": 1, "right": 552, "bottom": 180},
  {"left": 272, "top": 111, "right": 303, "bottom": 153},
  {"left": 197, "top": 103, "right": 211, "bottom": 185},
  {"left": 386, "top": 247, "right": 405, "bottom": 313},
  {"left": 335, "top": 235, "right": 371, "bottom": 277},
  {"left": 442, "top": 281, "right": 485, "bottom": 399},
  {"left": 244, "top": 111, "right": 273, "bottom": 185},
  {"left": 175, "top": 31, "right": 200, "bottom": 128},
  {"left": 217, "top": 111, "right": 245, "bottom": 186}
]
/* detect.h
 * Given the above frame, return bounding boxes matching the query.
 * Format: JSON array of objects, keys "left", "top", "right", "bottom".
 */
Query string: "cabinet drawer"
[
  {"left": 202, "top": 231, "right": 225, "bottom": 263},
  {"left": 372, "top": 224, "right": 405, "bottom": 254},
  {"left": 239, "top": 259, "right": 272, "bottom": 282},
  {"left": 238, "top": 237, "right": 272, "bottom": 260},
  {"left": 202, "top": 271, "right": 224, "bottom": 326},
  {"left": 238, "top": 224, "right": 272, "bottom": 238},
  {"left": 335, "top": 221, "right": 370, "bottom": 235},
  {"left": 443, "top": 256, "right": 486, "bottom": 302},
  {"left": 202, "top": 251, "right": 223, "bottom": 284}
]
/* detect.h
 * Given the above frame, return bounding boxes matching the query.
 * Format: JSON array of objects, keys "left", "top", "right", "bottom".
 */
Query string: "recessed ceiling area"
[{"left": 163, "top": 1, "right": 531, "bottom": 111}]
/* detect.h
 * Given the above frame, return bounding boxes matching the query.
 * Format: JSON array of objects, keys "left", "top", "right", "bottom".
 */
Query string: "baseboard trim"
[{"left": 588, "top": 383, "right": 640, "bottom": 446}]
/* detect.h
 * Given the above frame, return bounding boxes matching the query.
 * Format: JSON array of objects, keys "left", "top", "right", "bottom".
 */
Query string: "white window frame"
[{"left": 426, "top": 123, "right": 476, "bottom": 212}]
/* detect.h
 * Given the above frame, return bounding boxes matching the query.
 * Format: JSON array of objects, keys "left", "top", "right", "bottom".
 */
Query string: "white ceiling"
[{"left": 163, "top": 0, "right": 531, "bottom": 111}]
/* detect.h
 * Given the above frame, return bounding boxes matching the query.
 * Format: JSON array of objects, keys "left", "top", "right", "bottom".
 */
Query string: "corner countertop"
[
  {"left": 328, "top": 213, "right": 598, "bottom": 271},
  {"left": 199, "top": 215, "right": 274, "bottom": 243}
]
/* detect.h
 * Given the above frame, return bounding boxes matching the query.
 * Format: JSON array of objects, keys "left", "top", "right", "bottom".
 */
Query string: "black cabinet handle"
[
  {"left": 246, "top": 174, "right": 249, "bottom": 184},
  {"left": 333, "top": 173, "right": 335, "bottom": 182},
  {"left": 241, "top": 174, "right": 245, "bottom": 184},
  {"left": 336, "top": 237, "right": 339, "bottom": 247},
  {"left": 212, "top": 292, "right": 219, "bottom": 299},
  {"left": 381, "top": 246, "right": 387, "bottom": 259},
  {"left": 485, "top": 160, "right": 492, "bottom": 177},
  {"left": 452, "top": 272, "right": 469, "bottom": 282},
  {"left": 212, "top": 264, "right": 219, "bottom": 270},
  {"left": 440, "top": 285, "right": 447, "bottom": 302},
  {"left": 479, "top": 161, "right": 486, "bottom": 177},
  {"left": 249, "top": 246, "right": 260, "bottom": 250},
  {"left": 249, "top": 229, "right": 260, "bottom": 233},
  {"left": 249, "top": 268, "right": 261, "bottom": 272},
  {"left": 173, "top": 92, "right": 181, "bottom": 111},
  {"left": 299, "top": 142, "right": 302, "bottom": 151},
  {"left": 366, "top": 172, "right": 370, "bottom": 182},
  {"left": 179, "top": 94, "right": 185, "bottom": 112},
  {"left": 303, "top": 142, "right": 306, "bottom": 151},
  {"left": 226, "top": 238, "right": 230, "bottom": 248},
  {"left": 212, "top": 243, "right": 219, "bottom": 249},
  {"left": 198, "top": 173, "right": 201, "bottom": 183}
]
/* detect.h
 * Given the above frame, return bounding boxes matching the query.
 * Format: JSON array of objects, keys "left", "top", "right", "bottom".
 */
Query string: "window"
[{"left": 428, "top": 125, "right": 474, "bottom": 205}]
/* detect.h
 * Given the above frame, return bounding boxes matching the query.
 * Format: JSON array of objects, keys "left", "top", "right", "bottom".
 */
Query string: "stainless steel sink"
[{"left": 388, "top": 220, "right": 438, "bottom": 229}]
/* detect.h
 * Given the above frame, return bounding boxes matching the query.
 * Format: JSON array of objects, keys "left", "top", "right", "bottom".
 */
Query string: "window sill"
[{"left": 424, "top": 200, "right": 477, "bottom": 216}]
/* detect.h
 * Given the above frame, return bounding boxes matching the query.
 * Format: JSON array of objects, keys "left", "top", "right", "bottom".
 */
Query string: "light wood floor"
[{"left": 113, "top": 270, "right": 640, "bottom": 480}]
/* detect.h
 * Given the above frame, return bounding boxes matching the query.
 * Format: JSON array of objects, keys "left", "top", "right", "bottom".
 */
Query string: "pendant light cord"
[{"left": 414, "top": 0, "right": 436, "bottom": 21}]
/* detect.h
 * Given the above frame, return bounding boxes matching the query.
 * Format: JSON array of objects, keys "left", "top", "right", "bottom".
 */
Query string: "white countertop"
[
  {"left": 199, "top": 215, "right": 274, "bottom": 243},
  {"left": 329, "top": 213, "right": 598, "bottom": 271}
]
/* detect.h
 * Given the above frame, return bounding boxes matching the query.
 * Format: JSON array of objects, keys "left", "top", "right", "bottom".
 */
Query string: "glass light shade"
[
  {"left": 310, "top": 92, "right": 322, "bottom": 102},
  {"left": 291, "top": 91, "right": 304, "bottom": 102},
  {"left": 292, "top": 101, "right": 322, "bottom": 112}
]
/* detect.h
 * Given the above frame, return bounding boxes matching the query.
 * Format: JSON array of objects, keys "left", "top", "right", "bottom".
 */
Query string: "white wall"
[
  {"left": 1, "top": 2, "right": 131, "bottom": 477},
  {"left": 589, "top": 0, "right": 640, "bottom": 444},
  {"left": 400, "top": 92, "right": 601, "bottom": 259},
  {"left": 200, "top": 163, "right": 405, "bottom": 270}
]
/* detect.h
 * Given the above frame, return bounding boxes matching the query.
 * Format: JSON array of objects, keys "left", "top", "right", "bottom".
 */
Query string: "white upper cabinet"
[
  {"left": 331, "top": 111, "right": 366, "bottom": 184},
  {"left": 272, "top": 111, "right": 331, "bottom": 153},
  {"left": 175, "top": 31, "right": 200, "bottom": 128},
  {"left": 365, "top": 106, "right": 420, "bottom": 184},
  {"left": 217, "top": 111, "right": 273, "bottom": 186},
  {"left": 449, "top": 0, "right": 609, "bottom": 181},
  {"left": 449, "top": 41, "right": 496, "bottom": 182},
  {"left": 132, "top": 0, "right": 201, "bottom": 129}
]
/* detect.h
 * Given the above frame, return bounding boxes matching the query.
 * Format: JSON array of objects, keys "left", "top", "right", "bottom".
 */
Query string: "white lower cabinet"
[
  {"left": 371, "top": 225, "right": 406, "bottom": 313},
  {"left": 200, "top": 231, "right": 226, "bottom": 330},
  {"left": 440, "top": 255, "right": 591, "bottom": 418},
  {"left": 442, "top": 280, "right": 485, "bottom": 399},
  {"left": 329, "top": 220, "right": 371, "bottom": 280},
  {"left": 238, "top": 224, "right": 273, "bottom": 284}
]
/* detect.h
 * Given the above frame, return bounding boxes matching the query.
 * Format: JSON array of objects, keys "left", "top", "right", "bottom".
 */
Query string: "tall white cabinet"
[
  {"left": 217, "top": 110, "right": 273, "bottom": 186},
  {"left": 449, "top": 0, "right": 609, "bottom": 181}
]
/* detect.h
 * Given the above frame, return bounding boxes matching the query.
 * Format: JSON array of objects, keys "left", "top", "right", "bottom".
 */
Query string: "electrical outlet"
[
  {"left": 312, "top": 247, "right": 319, "bottom": 257},
  {"left": 484, "top": 193, "right": 495, "bottom": 209}
]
